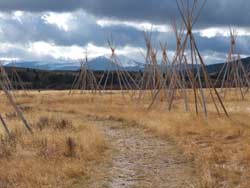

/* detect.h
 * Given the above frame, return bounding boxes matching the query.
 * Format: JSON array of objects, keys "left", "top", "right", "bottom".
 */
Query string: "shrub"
[{"left": 64, "top": 137, "right": 76, "bottom": 157}]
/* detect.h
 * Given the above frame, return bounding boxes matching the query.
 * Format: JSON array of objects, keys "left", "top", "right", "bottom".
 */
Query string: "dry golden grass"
[
  {"left": 0, "top": 89, "right": 250, "bottom": 187},
  {"left": 0, "top": 92, "right": 107, "bottom": 188}
]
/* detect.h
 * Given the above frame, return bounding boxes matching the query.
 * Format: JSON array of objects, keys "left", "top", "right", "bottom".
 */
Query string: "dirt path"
[{"left": 83, "top": 119, "right": 200, "bottom": 188}]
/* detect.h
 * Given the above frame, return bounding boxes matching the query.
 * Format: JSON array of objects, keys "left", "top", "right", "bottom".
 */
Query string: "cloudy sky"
[{"left": 0, "top": 0, "right": 250, "bottom": 64}]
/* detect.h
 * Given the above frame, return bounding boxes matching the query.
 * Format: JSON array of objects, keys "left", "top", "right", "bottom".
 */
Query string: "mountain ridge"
[
  {"left": 4, "top": 56, "right": 250, "bottom": 73},
  {"left": 5, "top": 55, "right": 145, "bottom": 71}
]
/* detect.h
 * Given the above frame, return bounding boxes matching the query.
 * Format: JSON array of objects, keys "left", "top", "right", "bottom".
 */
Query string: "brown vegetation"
[
  {"left": 0, "top": 90, "right": 250, "bottom": 187},
  {"left": 37, "top": 90, "right": 250, "bottom": 188},
  {"left": 0, "top": 92, "right": 107, "bottom": 188}
]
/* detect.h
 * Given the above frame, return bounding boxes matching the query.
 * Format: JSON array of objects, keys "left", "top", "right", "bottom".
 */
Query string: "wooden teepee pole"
[
  {"left": 0, "top": 68, "right": 33, "bottom": 133},
  {"left": 164, "top": 0, "right": 228, "bottom": 117},
  {"left": 217, "top": 28, "right": 250, "bottom": 100},
  {"left": 0, "top": 114, "right": 10, "bottom": 136},
  {"left": 69, "top": 51, "right": 99, "bottom": 95}
]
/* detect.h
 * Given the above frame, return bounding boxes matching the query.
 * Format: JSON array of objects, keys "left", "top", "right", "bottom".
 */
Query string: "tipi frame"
[
  {"left": 97, "top": 38, "right": 139, "bottom": 101},
  {"left": 215, "top": 28, "right": 250, "bottom": 100},
  {"left": 69, "top": 51, "right": 99, "bottom": 95},
  {"left": 150, "top": 0, "right": 228, "bottom": 117},
  {"left": 0, "top": 66, "right": 33, "bottom": 135},
  {"left": 137, "top": 31, "right": 164, "bottom": 102}
]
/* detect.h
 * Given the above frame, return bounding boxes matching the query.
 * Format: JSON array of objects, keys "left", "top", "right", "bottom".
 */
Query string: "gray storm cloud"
[
  {"left": 0, "top": 0, "right": 249, "bottom": 27},
  {"left": 0, "top": 11, "right": 145, "bottom": 47},
  {"left": 0, "top": 0, "right": 249, "bottom": 64}
]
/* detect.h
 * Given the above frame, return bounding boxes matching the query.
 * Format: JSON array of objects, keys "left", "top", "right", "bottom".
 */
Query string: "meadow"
[{"left": 0, "top": 90, "right": 249, "bottom": 188}]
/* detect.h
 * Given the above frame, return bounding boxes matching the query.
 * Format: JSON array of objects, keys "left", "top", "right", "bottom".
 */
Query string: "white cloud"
[
  {"left": 0, "top": 10, "right": 249, "bottom": 65},
  {"left": 97, "top": 19, "right": 171, "bottom": 33},
  {"left": 78, "top": 43, "right": 145, "bottom": 61},
  {"left": 0, "top": 57, "right": 20, "bottom": 63},
  {"left": 22, "top": 41, "right": 143, "bottom": 60},
  {"left": 41, "top": 12, "right": 74, "bottom": 31},
  {"left": 28, "top": 41, "right": 84, "bottom": 60},
  {"left": 0, "top": 40, "right": 247, "bottom": 65},
  {"left": 202, "top": 51, "right": 227, "bottom": 64},
  {"left": 196, "top": 27, "right": 250, "bottom": 38},
  {"left": 12, "top": 11, "right": 24, "bottom": 22}
]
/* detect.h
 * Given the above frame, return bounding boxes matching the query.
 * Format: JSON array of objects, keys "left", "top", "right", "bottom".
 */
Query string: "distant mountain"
[
  {"left": 116, "top": 55, "right": 144, "bottom": 70},
  {"left": 4, "top": 55, "right": 145, "bottom": 71},
  {"left": 5, "top": 60, "right": 79, "bottom": 71},
  {"left": 206, "top": 56, "right": 250, "bottom": 75},
  {"left": 2, "top": 56, "right": 250, "bottom": 90},
  {"left": 84, "top": 55, "right": 144, "bottom": 71},
  {"left": 4, "top": 56, "right": 250, "bottom": 73}
]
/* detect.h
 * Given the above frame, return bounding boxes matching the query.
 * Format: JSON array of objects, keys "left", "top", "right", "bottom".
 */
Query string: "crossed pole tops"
[
  {"left": 111, "top": 47, "right": 115, "bottom": 56},
  {"left": 162, "top": 50, "right": 167, "bottom": 62},
  {"left": 230, "top": 28, "right": 237, "bottom": 46},
  {"left": 228, "top": 28, "right": 239, "bottom": 60},
  {"left": 176, "top": 0, "right": 207, "bottom": 35},
  {"left": 108, "top": 36, "right": 116, "bottom": 57},
  {"left": 144, "top": 31, "right": 153, "bottom": 51},
  {"left": 79, "top": 50, "right": 88, "bottom": 68},
  {"left": 160, "top": 42, "right": 169, "bottom": 64},
  {"left": 150, "top": 49, "right": 158, "bottom": 65}
]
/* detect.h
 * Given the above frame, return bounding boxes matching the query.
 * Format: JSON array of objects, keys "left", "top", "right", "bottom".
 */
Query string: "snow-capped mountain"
[
  {"left": 87, "top": 55, "right": 144, "bottom": 71},
  {"left": 4, "top": 56, "right": 145, "bottom": 71},
  {"left": 5, "top": 60, "right": 79, "bottom": 71}
]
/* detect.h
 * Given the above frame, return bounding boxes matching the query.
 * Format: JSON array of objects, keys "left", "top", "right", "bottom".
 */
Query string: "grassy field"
[{"left": 0, "top": 90, "right": 250, "bottom": 187}]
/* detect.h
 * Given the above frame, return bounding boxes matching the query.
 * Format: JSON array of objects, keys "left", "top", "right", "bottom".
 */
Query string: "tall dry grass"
[
  {"left": 0, "top": 90, "right": 250, "bottom": 187},
  {"left": 30, "top": 90, "right": 250, "bottom": 188},
  {"left": 0, "top": 92, "right": 107, "bottom": 188}
]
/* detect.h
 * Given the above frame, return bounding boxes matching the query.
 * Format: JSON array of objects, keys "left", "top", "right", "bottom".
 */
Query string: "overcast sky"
[{"left": 0, "top": 0, "right": 250, "bottom": 64}]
